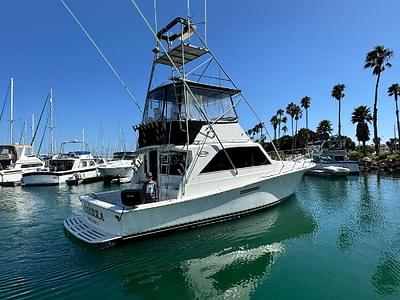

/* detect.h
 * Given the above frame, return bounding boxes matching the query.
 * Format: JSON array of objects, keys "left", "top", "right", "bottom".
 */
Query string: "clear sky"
[{"left": 1, "top": 0, "right": 400, "bottom": 154}]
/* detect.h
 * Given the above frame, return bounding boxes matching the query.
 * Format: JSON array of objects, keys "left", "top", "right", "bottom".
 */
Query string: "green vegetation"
[
  {"left": 364, "top": 45, "right": 393, "bottom": 155},
  {"left": 331, "top": 83, "right": 345, "bottom": 137},
  {"left": 246, "top": 44, "right": 400, "bottom": 163},
  {"left": 300, "top": 96, "right": 311, "bottom": 130},
  {"left": 351, "top": 105, "right": 372, "bottom": 154},
  {"left": 387, "top": 83, "right": 400, "bottom": 144}
]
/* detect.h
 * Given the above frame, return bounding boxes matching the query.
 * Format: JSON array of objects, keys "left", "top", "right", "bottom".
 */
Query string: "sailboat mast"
[
  {"left": 31, "top": 113, "right": 35, "bottom": 152},
  {"left": 10, "top": 77, "right": 14, "bottom": 144},
  {"left": 49, "top": 88, "right": 55, "bottom": 155},
  {"left": 82, "top": 128, "right": 85, "bottom": 150}
]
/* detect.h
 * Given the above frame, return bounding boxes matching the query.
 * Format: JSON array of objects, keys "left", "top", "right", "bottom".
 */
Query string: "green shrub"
[{"left": 348, "top": 151, "right": 363, "bottom": 160}]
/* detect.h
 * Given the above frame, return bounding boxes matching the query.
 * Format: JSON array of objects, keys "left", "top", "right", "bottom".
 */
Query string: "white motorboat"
[
  {"left": 98, "top": 151, "right": 140, "bottom": 184},
  {"left": 64, "top": 16, "right": 313, "bottom": 245},
  {"left": 22, "top": 141, "right": 101, "bottom": 186},
  {"left": 310, "top": 139, "right": 359, "bottom": 174},
  {"left": 306, "top": 165, "right": 350, "bottom": 177},
  {"left": 0, "top": 144, "right": 44, "bottom": 186}
]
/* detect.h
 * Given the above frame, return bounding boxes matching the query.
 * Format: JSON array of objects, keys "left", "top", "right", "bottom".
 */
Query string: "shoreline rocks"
[{"left": 359, "top": 156, "right": 400, "bottom": 174}]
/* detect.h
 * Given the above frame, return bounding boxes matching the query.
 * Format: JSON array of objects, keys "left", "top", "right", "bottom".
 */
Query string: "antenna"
[
  {"left": 187, "top": 0, "right": 191, "bottom": 19},
  {"left": 153, "top": 0, "right": 158, "bottom": 34},
  {"left": 204, "top": 0, "right": 207, "bottom": 45}
]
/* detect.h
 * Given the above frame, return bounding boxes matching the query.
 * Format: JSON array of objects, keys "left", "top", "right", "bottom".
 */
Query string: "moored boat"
[
  {"left": 98, "top": 151, "right": 140, "bottom": 184},
  {"left": 0, "top": 144, "right": 44, "bottom": 186},
  {"left": 310, "top": 139, "right": 359, "bottom": 175},
  {"left": 64, "top": 15, "right": 313, "bottom": 245},
  {"left": 22, "top": 141, "right": 102, "bottom": 186},
  {"left": 306, "top": 165, "right": 350, "bottom": 177}
]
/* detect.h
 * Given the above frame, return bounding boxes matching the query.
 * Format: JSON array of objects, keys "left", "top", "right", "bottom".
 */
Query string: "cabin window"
[
  {"left": 24, "top": 147, "right": 33, "bottom": 156},
  {"left": 50, "top": 160, "right": 74, "bottom": 171},
  {"left": 160, "top": 151, "right": 186, "bottom": 176},
  {"left": 186, "top": 88, "right": 237, "bottom": 122},
  {"left": 80, "top": 161, "right": 88, "bottom": 168},
  {"left": 144, "top": 84, "right": 238, "bottom": 123},
  {"left": 201, "top": 147, "right": 270, "bottom": 173},
  {"left": 21, "top": 163, "right": 43, "bottom": 168},
  {"left": 89, "top": 160, "right": 96, "bottom": 166}
]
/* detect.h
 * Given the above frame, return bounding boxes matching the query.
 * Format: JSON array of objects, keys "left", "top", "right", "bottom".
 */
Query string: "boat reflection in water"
[{"left": 106, "top": 198, "right": 316, "bottom": 299}]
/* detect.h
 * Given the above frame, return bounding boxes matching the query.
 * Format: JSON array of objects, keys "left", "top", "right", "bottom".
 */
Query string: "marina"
[
  {"left": 1, "top": 0, "right": 400, "bottom": 299},
  {"left": 1, "top": 174, "right": 400, "bottom": 299}
]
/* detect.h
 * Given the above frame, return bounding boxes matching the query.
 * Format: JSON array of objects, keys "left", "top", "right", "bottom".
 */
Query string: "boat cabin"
[
  {"left": 0, "top": 144, "right": 41, "bottom": 170},
  {"left": 112, "top": 151, "right": 137, "bottom": 161},
  {"left": 137, "top": 80, "right": 240, "bottom": 148},
  {"left": 49, "top": 151, "right": 97, "bottom": 172}
]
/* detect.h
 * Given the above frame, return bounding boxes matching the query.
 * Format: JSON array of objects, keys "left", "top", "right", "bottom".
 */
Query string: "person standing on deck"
[{"left": 143, "top": 172, "right": 158, "bottom": 203}]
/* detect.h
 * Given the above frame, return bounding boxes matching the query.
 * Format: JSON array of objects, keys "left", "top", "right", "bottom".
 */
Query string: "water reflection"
[
  {"left": 356, "top": 175, "right": 383, "bottom": 233},
  {"left": 105, "top": 198, "right": 316, "bottom": 299},
  {"left": 336, "top": 175, "right": 384, "bottom": 252},
  {"left": 303, "top": 176, "right": 350, "bottom": 211},
  {"left": 372, "top": 251, "right": 400, "bottom": 296}
]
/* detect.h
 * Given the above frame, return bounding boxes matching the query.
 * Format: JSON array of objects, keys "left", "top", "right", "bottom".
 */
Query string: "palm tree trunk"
[
  {"left": 274, "top": 128, "right": 277, "bottom": 141},
  {"left": 278, "top": 122, "right": 281, "bottom": 139},
  {"left": 395, "top": 95, "right": 400, "bottom": 150},
  {"left": 291, "top": 117, "right": 294, "bottom": 137},
  {"left": 338, "top": 99, "right": 341, "bottom": 137},
  {"left": 373, "top": 73, "right": 381, "bottom": 154},
  {"left": 362, "top": 140, "right": 366, "bottom": 155},
  {"left": 306, "top": 109, "right": 309, "bottom": 130}
]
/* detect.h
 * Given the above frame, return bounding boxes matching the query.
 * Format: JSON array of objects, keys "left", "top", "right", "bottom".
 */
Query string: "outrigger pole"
[{"left": 129, "top": 0, "right": 283, "bottom": 166}]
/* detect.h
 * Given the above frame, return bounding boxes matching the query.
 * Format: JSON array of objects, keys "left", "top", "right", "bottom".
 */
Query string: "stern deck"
[{"left": 64, "top": 215, "right": 121, "bottom": 244}]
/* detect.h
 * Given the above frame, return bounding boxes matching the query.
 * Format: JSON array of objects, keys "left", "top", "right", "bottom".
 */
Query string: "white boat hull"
[
  {"left": 307, "top": 165, "right": 349, "bottom": 177},
  {"left": 313, "top": 161, "right": 359, "bottom": 174},
  {"left": 0, "top": 167, "right": 43, "bottom": 186},
  {"left": 64, "top": 168, "right": 306, "bottom": 244},
  {"left": 22, "top": 168, "right": 99, "bottom": 186},
  {"left": 98, "top": 166, "right": 133, "bottom": 180},
  {"left": 0, "top": 170, "right": 23, "bottom": 186}
]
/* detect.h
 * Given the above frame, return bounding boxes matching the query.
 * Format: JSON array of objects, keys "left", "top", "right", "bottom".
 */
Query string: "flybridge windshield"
[{"left": 144, "top": 84, "right": 238, "bottom": 123}]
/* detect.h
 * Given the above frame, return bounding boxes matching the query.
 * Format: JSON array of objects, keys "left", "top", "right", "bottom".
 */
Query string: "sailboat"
[
  {"left": 0, "top": 78, "right": 44, "bottom": 186},
  {"left": 64, "top": 14, "right": 313, "bottom": 245}
]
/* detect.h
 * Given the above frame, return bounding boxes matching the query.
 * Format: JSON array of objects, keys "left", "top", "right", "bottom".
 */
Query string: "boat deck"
[{"left": 64, "top": 215, "right": 120, "bottom": 244}]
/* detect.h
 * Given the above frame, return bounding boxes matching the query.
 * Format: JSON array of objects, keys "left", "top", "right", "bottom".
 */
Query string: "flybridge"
[{"left": 134, "top": 16, "right": 245, "bottom": 148}]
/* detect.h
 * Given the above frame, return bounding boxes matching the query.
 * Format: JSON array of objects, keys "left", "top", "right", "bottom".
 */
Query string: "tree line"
[{"left": 248, "top": 45, "right": 400, "bottom": 155}]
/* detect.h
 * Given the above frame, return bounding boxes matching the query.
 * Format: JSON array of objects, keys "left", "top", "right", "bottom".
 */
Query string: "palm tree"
[
  {"left": 388, "top": 83, "right": 400, "bottom": 146},
  {"left": 276, "top": 109, "right": 285, "bottom": 138},
  {"left": 282, "top": 125, "right": 288, "bottom": 135},
  {"left": 300, "top": 96, "right": 311, "bottom": 129},
  {"left": 270, "top": 115, "right": 279, "bottom": 140},
  {"left": 351, "top": 105, "right": 372, "bottom": 154},
  {"left": 286, "top": 102, "right": 296, "bottom": 137},
  {"left": 316, "top": 119, "right": 333, "bottom": 140},
  {"left": 331, "top": 84, "right": 345, "bottom": 137},
  {"left": 364, "top": 45, "right": 393, "bottom": 154},
  {"left": 294, "top": 105, "right": 302, "bottom": 135}
]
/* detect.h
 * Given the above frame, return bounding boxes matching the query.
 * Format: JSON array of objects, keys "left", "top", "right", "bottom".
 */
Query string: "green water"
[{"left": 1, "top": 175, "right": 400, "bottom": 299}]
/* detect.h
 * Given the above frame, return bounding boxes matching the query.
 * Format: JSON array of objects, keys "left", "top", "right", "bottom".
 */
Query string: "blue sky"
[{"left": 1, "top": 0, "right": 400, "bottom": 154}]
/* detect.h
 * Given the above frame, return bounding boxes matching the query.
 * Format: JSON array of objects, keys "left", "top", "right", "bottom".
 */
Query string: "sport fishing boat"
[
  {"left": 309, "top": 139, "right": 359, "bottom": 175},
  {"left": 64, "top": 16, "right": 313, "bottom": 245},
  {"left": 0, "top": 144, "right": 44, "bottom": 186},
  {"left": 22, "top": 141, "right": 101, "bottom": 186},
  {"left": 98, "top": 151, "right": 140, "bottom": 184}
]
